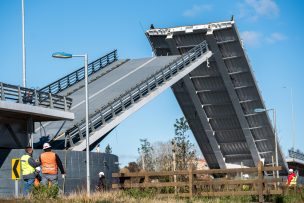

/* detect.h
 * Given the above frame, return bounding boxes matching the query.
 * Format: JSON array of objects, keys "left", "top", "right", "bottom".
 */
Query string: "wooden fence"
[{"left": 112, "top": 161, "right": 284, "bottom": 202}]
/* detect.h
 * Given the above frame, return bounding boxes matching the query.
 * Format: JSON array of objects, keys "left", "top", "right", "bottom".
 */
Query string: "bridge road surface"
[{"left": 33, "top": 56, "right": 179, "bottom": 147}]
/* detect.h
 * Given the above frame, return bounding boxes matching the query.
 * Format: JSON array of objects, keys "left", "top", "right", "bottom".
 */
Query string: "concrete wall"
[
  {"left": 0, "top": 149, "right": 118, "bottom": 197},
  {"left": 0, "top": 120, "right": 29, "bottom": 148}
]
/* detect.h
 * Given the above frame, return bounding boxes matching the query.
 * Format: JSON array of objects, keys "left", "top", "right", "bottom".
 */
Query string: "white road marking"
[{"left": 70, "top": 57, "right": 156, "bottom": 110}]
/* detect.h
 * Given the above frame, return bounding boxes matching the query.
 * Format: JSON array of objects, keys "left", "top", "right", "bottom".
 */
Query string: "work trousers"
[
  {"left": 23, "top": 178, "right": 35, "bottom": 196},
  {"left": 41, "top": 174, "right": 58, "bottom": 186}
]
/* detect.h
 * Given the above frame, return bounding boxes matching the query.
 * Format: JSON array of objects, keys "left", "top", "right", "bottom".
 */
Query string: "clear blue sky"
[{"left": 0, "top": 0, "right": 303, "bottom": 166}]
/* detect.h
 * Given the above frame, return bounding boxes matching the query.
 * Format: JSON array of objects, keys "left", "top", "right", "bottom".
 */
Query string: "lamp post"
[
  {"left": 21, "top": 0, "right": 26, "bottom": 87},
  {"left": 254, "top": 108, "right": 278, "bottom": 178},
  {"left": 52, "top": 52, "right": 90, "bottom": 195}
]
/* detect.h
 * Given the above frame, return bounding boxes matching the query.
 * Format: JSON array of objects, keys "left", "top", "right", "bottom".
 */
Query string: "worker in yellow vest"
[
  {"left": 287, "top": 169, "right": 297, "bottom": 187},
  {"left": 39, "top": 143, "right": 65, "bottom": 186},
  {"left": 21, "top": 147, "right": 40, "bottom": 196}
]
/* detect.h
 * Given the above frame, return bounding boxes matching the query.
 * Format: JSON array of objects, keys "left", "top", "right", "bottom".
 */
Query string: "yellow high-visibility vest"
[
  {"left": 290, "top": 176, "right": 297, "bottom": 186},
  {"left": 21, "top": 154, "right": 35, "bottom": 176}
]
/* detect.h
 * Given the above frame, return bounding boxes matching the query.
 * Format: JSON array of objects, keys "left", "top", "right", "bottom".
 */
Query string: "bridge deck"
[
  {"left": 34, "top": 56, "right": 179, "bottom": 145},
  {"left": 146, "top": 20, "right": 288, "bottom": 170}
]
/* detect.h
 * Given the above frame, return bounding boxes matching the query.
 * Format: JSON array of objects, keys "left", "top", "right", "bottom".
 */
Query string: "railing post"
[
  {"left": 92, "top": 63, "right": 95, "bottom": 73},
  {"left": 64, "top": 133, "right": 68, "bottom": 149},
  {"left": 18, "top": 86, "right": 22, "bottom": 103},
  {"left": 64, "top": 97, "right": 67, "bottom": 111},
  {"left": 182, "top": 57, "right": 186, "bottom": 69},
  {"left": 77, "top": 125, "right": 84, "bottom": 140},
  {"left": 120, "top": 98, "right": 125, "bottom": 111},
  {"left": 34, "top": 90, "right": 38, "bottom": 106},
  {"left": 168, "top": 65, "right": 172, "bottom": 77},
  {"left": 49, "top": 93, "right": 53, "bottom": 108},
  {"left": 67, "top": 132, "right": 75, "bottom": 147},
  {"left": 188, "top": 52, "right": 191, "bottom": 63},
  {"left": 90, "top": 119, "right": 95, "bottom": 132},
  {"left": 129, "top": 92, "right": 134, "bottom": 104},
  {"left": 0, "top": 83, "right": 4, "bottom": 100},
  {"left": 138, "top": 86, "right": 142, "bottom": 98},
  {"left": 258, "top": 161, "right": 264, "bottom": 203},
  {"left": 67, "top": 76, "right": 70, "bottom": 87},
  {"left": 114, "top": 50, "right": 117, "bottom": 60},
  {"left": 189, "top": 166, "right": 193, "bottom": 198},
  {"left": 58, "top": 81, "right": 61, "bottom": 92},
  {"left": 146, "top": 81, "right": 150, "bottom": 92},
  {"left": 161, "top": 70, "right": 166, "bottom": 82},
  {"left": 99, "top": 57, "right": 103, "bottom": 68},
  {"left": 154, "top": 75, "right": 159, "bottom": 87},
  {"left": 76, "top": 71, "right": 79, "bottom": 82},
  {"left": 100, "top": 111, "right": 106, "bottom": 125},
  {"left": 111, "top": 105, "right": 115, "bottom": 117}
]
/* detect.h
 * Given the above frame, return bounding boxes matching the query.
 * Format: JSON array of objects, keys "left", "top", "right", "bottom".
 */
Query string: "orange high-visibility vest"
[{"left": 41, "top": 151, "right": 58, "bottom": 175}]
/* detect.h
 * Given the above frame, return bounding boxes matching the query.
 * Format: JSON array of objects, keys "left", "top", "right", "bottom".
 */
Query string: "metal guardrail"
[
  {"left": 40, "top": 50, "right": 118, "bottom": 94},
  {"left": 0, "top": 82, "right": 72, "bottom": 111},
  {"left": 65, "top": 41, "right": 209, "bottom": 147}
]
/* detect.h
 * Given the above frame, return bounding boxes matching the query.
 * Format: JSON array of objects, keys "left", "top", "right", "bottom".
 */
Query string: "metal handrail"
[
  {"left": 64, "top": 41, "right": 209, "bottom": 147},
  {"left": 0, "top": 82, "right": 73, "bottom": 111},
  {"left": 40, "top": 50, "right": 118, "bottom": 94}
]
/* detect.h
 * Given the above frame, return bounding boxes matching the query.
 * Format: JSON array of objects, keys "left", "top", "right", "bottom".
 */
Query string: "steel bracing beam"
[
  {"left": 206, "top": 30, "right": 261, "bottom": 167},
  {"left": 166, "top": 36, "right": 226, "bottom": 168},
  {"left": 182, "top": 76, "right": 226, "bottom": 168}
]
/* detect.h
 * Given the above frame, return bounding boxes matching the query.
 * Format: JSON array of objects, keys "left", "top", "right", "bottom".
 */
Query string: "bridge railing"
[
  {"left": 0, "top": 82, "right": 73, "bottom": 111},
  {"left": 65, "top": 41, "right": 209, "bottom": 147},
  {"left": 40, "top": 50, "right": 118, "bottom": 94}
]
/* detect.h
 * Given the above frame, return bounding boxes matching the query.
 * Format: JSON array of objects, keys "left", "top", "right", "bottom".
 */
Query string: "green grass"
[{"left": 1, "top": 188, "right": 304, "bottom": 202}]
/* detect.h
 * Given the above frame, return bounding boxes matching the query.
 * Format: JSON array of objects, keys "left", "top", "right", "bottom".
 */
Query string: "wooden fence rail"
[{"left": 112, "top": 161, "right": 284, "bottom": 202}]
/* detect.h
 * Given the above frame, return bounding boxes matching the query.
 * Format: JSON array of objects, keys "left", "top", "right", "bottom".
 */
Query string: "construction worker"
[
  {"left": 39, "top": 143, "right": 65, "bottom": 186},
  {"left": 97, "top": 171, "right": 106, "bottom": 191},
  {"left": 287, "top": 168, "right": 297, "bottom": 187},
  {"left": 21, "top": 146, "right": 40, "bottom": 196}
]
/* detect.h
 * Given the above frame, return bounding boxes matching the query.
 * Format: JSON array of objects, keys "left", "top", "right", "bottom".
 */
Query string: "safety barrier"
[
  {"left": 40, "top": 50, "right": 117, "bottom": 94},
  {"left": 0, "top": 82, "right": 72, "bottom": 111}
]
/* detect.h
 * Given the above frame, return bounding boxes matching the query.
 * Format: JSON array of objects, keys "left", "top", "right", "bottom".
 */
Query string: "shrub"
[
  {"left": 123, "top": 188, "right": 157, "bottom": 199},
  {"left": 30, "top": 184, "right": 59, "bottom": 199}
]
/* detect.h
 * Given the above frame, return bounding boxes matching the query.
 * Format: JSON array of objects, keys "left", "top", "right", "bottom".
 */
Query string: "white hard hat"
[
  {"left": 43, "top": 143, "right": 51, "bottom": 150},
  {"left": 99, "top": 172, "right": 104, "bottom": 177},
  {"left": 289, "top": 169, "right": 294, "bottom": 173}
]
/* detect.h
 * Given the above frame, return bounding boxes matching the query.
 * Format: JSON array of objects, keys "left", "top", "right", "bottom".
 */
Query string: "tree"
[
  {"left": 126, "top": 162, "right": 140, "bottom": 172},
  {"left": 172, "top": 117, "right": 196, "bottom": 170},
  {"left": 138, "top": 138, "right": 154, "bottom": 171},
  {"left": 152, "top": 141, "right": 173, "bottom": 171},
  {"left": 105, "top": 144, "right": 112, "bottom": 154}
]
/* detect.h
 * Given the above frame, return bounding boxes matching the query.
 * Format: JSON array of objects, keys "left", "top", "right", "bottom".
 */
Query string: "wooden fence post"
[
  {"left": 189, "top": 166, "right": 193, "bottom": 198},
  {"left": 258, "top": 161, "right": 264, "bottom": 203}
]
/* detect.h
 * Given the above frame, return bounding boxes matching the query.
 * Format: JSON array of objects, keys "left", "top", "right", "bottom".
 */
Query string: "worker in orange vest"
[{"left": 39, "top": 143, "right": 65, "bottom": 186}]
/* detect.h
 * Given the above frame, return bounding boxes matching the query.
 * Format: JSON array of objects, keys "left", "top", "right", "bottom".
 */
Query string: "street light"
[
  {"left": 254, "top": 108, "right": 279, "bottom": 178},
  {"left": 52, "top": 52, "right": 90, "bottom": 195},
  {"left": 22, "top": 0, "right": 26, "bottom": 87}
]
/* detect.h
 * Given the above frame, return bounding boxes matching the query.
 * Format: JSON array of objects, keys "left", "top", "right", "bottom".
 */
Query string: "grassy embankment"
[{"left": 1, "top": 187, "right": 304, "bottom": 203}]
